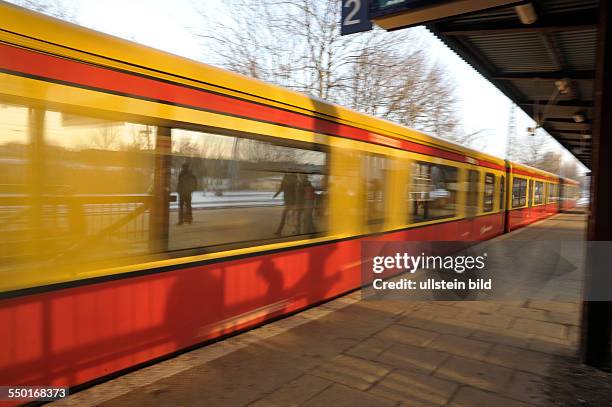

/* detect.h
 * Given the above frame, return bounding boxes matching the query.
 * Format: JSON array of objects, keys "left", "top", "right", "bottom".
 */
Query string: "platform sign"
[{"left": 341, "top": 0, "right": 372, "bottom": 35}]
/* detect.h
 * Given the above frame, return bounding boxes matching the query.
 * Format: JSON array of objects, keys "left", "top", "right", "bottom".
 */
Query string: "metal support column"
[{"left": 581, "top": 0, "right": 612, "bottom": 368}]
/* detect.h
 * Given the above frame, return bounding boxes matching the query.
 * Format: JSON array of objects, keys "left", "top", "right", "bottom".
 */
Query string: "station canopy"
[{"left": 366, "top": 1, "right": 598, "bottom": 168}]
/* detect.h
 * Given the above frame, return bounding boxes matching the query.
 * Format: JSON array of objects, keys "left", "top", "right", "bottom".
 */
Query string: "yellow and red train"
[{"left": 0, "top": 2, "right": 579, "bottom": 395}]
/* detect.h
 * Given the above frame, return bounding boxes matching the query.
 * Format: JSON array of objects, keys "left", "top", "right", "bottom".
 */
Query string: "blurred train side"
[{"left": 0, "top": 2, "right": 577, "bottom": 401}]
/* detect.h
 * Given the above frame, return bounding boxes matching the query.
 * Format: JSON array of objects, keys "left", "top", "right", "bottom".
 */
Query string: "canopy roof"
[{"left": 427, "top": 0, "right": 598, "bottom": 168}]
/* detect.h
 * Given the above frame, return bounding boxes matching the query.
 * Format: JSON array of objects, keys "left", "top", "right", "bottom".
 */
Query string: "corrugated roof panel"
[
  {"left": 555, "top": 29, "right": 597, "bottom": 71},
  {"left": 576, "top": 80, "right": 594, "bottom": 101},
  {"left": 467, "top": 33, "right": 558, "bottom": 72},
  {"left": 538, "top": 0, "right": 599, "bottom": 14},
  {"left": 428, "top": 0, "right": 598, "bottom": 167}
]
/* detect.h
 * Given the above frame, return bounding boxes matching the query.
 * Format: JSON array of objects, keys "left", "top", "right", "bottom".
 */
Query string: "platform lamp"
[{"left": 515, "top": 3, "right": 537, "bottom": 25}]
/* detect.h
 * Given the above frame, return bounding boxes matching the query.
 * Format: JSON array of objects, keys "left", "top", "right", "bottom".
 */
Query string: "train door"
[
  {"left": 500, "top": 174, "right": 508, "bottom": 233},
  {"left": 528, "top": 179, "right": 534, "bottom": 221},
  {"left": 503, "top": 161, "right": 511, "bottom": 233},
  {"left": 466, "top": 169, "right": 480, "bottom": 240},
  {"left": 558, "top": 179, "right": 564, "bottom": 212}
]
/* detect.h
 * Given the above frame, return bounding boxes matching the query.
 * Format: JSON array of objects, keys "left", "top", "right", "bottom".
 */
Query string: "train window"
[
  {"left": 0, "top": 106, "right": 158, "bottom": 277},
  {"left": 534, "top": 181, "right": 544, "bottom": 205},
  {"left": 483, "top": 173, "right": 495, "bottom": 212},
  {"left": 363, "top": 154, "right": 388, "bottom": 229},
  {"left": 0, "top": 103, "right": 30, "bottom": 272},
  {"left": 547, "top": 183, "right": 552, "bottom": 203},
  {"left": 512, "top": 177, "right": 527, "bottom": 208},
  {"left": 168, "top": 129, "right": 328, "bottom": 251},
  {"left": 499, "top": 175, "right": 505, "bottom": 210},
  {"left": 45, "top": 112, "right": 157, "bottom": 262},
  {"left": 528, "top": 179, "right": 534, "bottom": 206},
  {"left": 548, "top": 183, "right": 558, "bottom": 203},
  {"left": 409, "top": 161, "right": 458, "bottom": 222},
  {"left": 466, "top": 169, "right": 479, "bottom": 217}
]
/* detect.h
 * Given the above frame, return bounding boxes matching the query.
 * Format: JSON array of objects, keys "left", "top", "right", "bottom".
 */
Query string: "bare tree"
[
  {"left": 560, "top": 160, "right": 578, "bottom": 179},
  {"left": 537, "top": 150, "right": 561, "bottom": 174},
  {"left": 92, "top": 127, "right": 120, "bottom": 150},
  {"left": 195, "top": 0, "right": 462, "bottom": 140}
]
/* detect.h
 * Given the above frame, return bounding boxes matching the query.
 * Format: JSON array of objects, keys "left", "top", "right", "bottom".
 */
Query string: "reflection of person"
[
  {"left": 177, "top": 163, "right": 197, "bottom": 225},
  {"left": 430, "top": 165, "right": 449, "bottom": 209},
  {"left": 274, "top": 172, "right": 298, "bottom": 236},
  {"left": 301, "top": 174, "right": 315, "bottom": 234}
]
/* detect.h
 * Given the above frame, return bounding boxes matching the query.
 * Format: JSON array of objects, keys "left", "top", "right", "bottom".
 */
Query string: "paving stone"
[
  {"left": 377, "top": 343, "right": 449, "bottom": 374},
  {"left": 499, "top": 305, "right": 548, "bottom": 321},
  {"left": 457, "top": 311, "right": 514, "bottom": 329},
  {"left": 427, "top": 334, "right": 493, "bottom": 360},
  {"left": 249, "top": 374, "right": 332, "bottom": 407},
  {"left": 398, "top": 315, "right": 476, "bottom": 337},
  {"left": 369, "top": 369, "right": 458, "bottom": 405},
  {"left": 435, "top": 356, "right": 513, "bottom": 392},
  {"left": 449, "top": 386, "right": 533, "bottom": 407},
  {"left": 568, "top": 325, "right": 579, "bottom": 344},
  {"left": 345, "top": 336, "right": 394, "bottom": 360},
  {"left": 357, "top": 299, "right": 421, "bottom": 316},
  {"left": 529, "top": 335, "right": 577, "bottom": 356},
  {"left": 503, "top": 371, "right": 549, "bottom": 405},
  {"left": 401, "top": 400, "right": 444, "bottom": 407},
  {"left": 98, "top": 346, "right": 306, "bottom": 407},
  {"left": 484, "top": 344, "right": 554, "bottom": 376},
  {"left": 547, "top": 311, "right": 580, "bottom": 326},
  {"left": 415, "top": 303, "right": 465, "bottom": 319},
  {"left": 453, "top": 301, "right": 502, "bottom": 313},
  {"left": 496, "top": 300, "right": 527, "bottom": 307},
  {"left": 527, "top": 300, "right": 578, "bottom": 314},
  {"left": 309, "top": 354, "right": 391, "bottom": 391},
  {"left": 375, "top": 324, "right": 439, "bottom": 347},
  {"left": 333, "top": 302, "right": 402, "bottom": 327},
  {"left": 302, "top": 384, "right": 396, "bottom": 407},
  {"left": 469, "top": 326, "right": 532, "bottom": 348},
  {"left": 512, "top": 317, "right": 568, "bottom": 339}
]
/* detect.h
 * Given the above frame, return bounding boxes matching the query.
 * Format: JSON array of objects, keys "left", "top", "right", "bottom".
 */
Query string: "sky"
[{"left": 8, "top": 0, "right": 588, "bottom": 174}]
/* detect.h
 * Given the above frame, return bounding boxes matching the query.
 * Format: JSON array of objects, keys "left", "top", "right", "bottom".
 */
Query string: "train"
[{"left": 0, "top": 1, "right": 579, "bottom": 399}]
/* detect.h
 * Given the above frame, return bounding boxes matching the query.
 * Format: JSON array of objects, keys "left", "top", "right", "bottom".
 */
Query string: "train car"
[
  {"left": 559, "top": 177, "right": 580, "bottom": 211},
  {"left": 0, "top": 2, "right": 578, "bottom": 399},
  {"left": 506, "top": 162, "right": 561, "bottom": 231}
]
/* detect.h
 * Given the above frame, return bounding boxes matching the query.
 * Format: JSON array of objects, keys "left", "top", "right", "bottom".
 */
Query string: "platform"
[{"left": 53, "top": 211, "right": 588, "bottom": 407}]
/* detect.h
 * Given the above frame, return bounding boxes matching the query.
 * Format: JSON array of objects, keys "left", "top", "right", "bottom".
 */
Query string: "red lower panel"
[
  {"left": 0, "top": 214, "right": 505, "bottom": 397},
  {"left": 562, "top": 199, "right": 577, "bottom": 210},
  {"left": 508, "top": 204, "right": 559, "bottom": 231}
]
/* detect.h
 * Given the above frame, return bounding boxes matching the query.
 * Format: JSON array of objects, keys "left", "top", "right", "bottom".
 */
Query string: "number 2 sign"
[{"left": 341, "top": 0, "right": 372, "bottom": 35}]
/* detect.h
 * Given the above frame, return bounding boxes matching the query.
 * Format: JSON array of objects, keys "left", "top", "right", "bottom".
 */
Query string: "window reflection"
[
  {"left": 168, "top": 129, "right": 328, "bottom": 251},
  {"left": 410, "top": 162, "right": 458, "bottom": 222},
  {"left": 483, "top": 173, "right": 495, "bottom": 212},
  {"left": 363, "top": 154, "right": 387, "bottom": 229},
  {"left": 0, "top": 105, "right": 157, "bottom": 278},
  {"left": 0, "top": 103, "right": 30, "bottom": 264},
  {"left": 466, "top": 169, "right": 479, "bottom": 217},
  {"left": 512, "top": 178, "right": 527, "bottom": 207},
  {"left": 534, "top": 181, "right": 543, "bottom": 205}
]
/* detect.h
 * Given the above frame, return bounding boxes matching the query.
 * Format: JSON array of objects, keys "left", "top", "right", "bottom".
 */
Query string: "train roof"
[
  {"left": 509, "top": 161, "right": 559, "bottom": 181},
  {"left": 0, "top": 1, "right": 577, "bottom": 186},
  {"left": 510, "top": 161, "right": 579, "bottom": 184}
]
